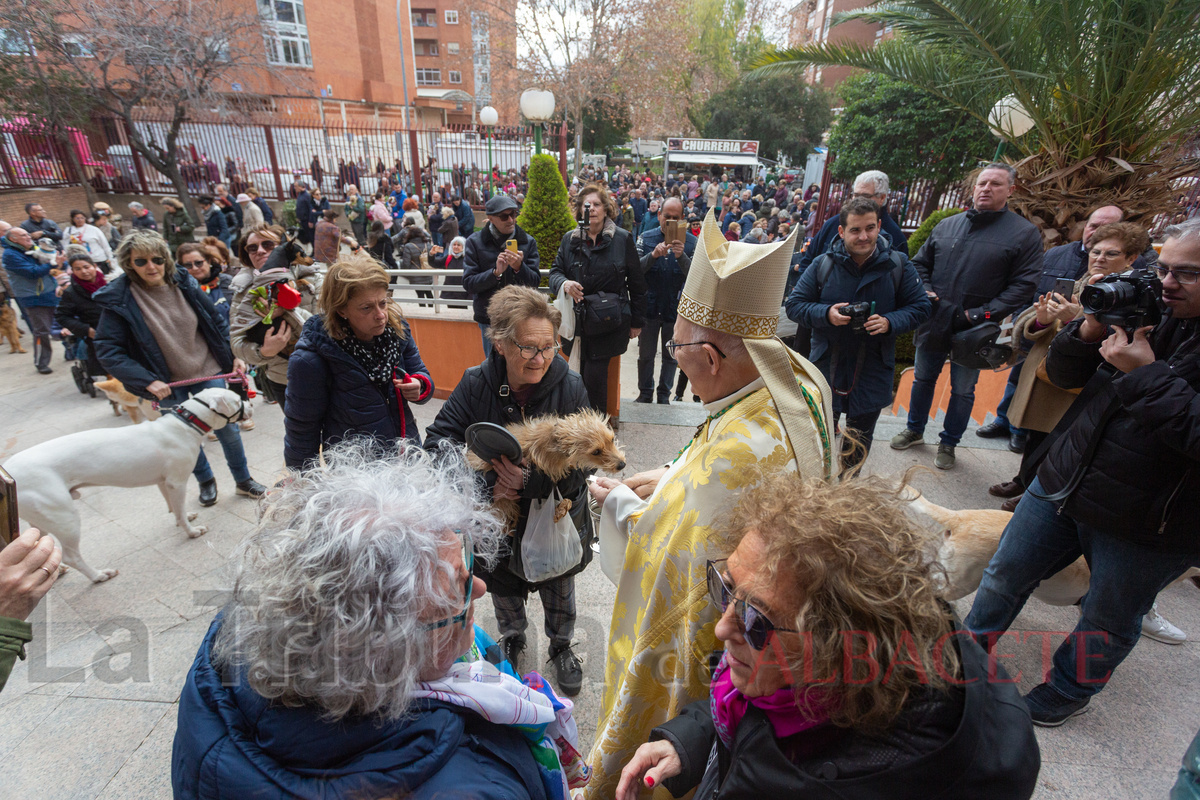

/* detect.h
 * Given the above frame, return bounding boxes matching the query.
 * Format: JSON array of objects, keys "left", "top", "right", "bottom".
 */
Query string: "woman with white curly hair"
[{"left": 172, "top": 443, "right": 592, "bottom": 800}]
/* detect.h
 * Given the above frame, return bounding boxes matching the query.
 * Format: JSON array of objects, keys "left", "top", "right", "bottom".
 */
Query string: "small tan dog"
[
  {"left": 95, "top": 378, "right": 162, "bottom": 425},
  {"left": 906, "top": 487, "right": 1199, "bottom": 605},
  {"left": 468, "top": 408, "right": 627, "bottom": 531},
  {"left": 0, "top": 304, "right": 26, "bottom": 353}
]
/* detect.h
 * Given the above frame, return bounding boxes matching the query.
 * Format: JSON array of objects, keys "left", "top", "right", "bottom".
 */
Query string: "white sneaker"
[{"left": 1141, "top": 605, "right": 1186, "bottom": 645}]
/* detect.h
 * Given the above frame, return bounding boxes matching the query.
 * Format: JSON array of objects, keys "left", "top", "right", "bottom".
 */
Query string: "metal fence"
[
  {"left": 812, "top": 173, "right": 969, "bottom": 234},
  {"left": 2, "top": 113, "right": 570, "bottom": 205}
]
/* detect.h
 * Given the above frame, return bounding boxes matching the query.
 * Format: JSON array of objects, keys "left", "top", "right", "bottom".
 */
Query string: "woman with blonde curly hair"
[
  {"left": 618, "top": 471, "right": 1040, "bottom": 800},
  {"left": 284, "top": 251, "right": 433, "bottom": 470},
  {"left": 174, "top": 443, "right": 589, "bottom": 799}
]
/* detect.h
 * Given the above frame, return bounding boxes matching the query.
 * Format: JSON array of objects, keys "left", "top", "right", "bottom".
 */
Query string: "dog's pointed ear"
[{"left": 943, "top": 528, "right": 953, "bottom": 541}]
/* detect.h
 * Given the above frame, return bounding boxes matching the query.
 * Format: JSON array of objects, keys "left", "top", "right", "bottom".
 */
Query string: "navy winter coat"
[
  {"left": 453, "top": 198, "right": 475, "bottom": 236},
  {"left": 294, "top": 191, "right": 315, "bottom": 244},
  {"left": 462, "top": 222, "right": 541, "bottom": 324},
  {"left": 284, "top": 314, "right": 433, "bottom": 469},
  {"left": 637, "top": 225, "right": 697, "bottom": 322},
  {"left": 202, "top": 206, "right": 229, "bottom": 240},
  {"left": 93, "top": 269, "right": 232, "bottom": 399},
  {"left": 172, "top": 614, "right": 549, "bottom": 800},
  {"left": 786, "top": 234, "right": 931, "bottom": 416},
  {"left": 796, "top": 207, "right": 909, "bottom": 274}
]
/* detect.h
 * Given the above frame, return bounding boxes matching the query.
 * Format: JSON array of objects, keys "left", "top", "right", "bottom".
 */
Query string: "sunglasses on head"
[
  {"left": 133, "top": 257, "right": 166, "bottom": 267},
  {"left": 707, "top": 559, "right": 797, "bottom": 650},
  {"left": 245, "top": 240, "right": 277, "bottom": 254}
]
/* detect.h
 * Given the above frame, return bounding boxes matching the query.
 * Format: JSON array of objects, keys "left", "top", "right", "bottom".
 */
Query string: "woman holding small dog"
[
  {"left": 94, "top": 231, "right": 266, "bottom": 507},
  {"left": 425, "top": 286, "right": 594, "bottom": 697},
  {"left": 285, "top": 252, "right": 433, "bottom": 470}
]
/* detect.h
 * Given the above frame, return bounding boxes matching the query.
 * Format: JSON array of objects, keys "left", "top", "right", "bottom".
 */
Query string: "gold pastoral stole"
[{"left": 588, "top": 369, "right": 831, "bottom": 798}]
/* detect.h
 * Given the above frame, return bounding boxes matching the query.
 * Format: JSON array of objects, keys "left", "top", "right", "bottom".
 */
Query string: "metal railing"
[{"left": 383, "top": 268, "right": 554, "bottom": 312}]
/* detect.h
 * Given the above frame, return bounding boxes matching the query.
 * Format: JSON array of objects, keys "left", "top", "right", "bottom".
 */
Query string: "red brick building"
[{"left": 786, "top": 0, "right": 890, "bottom": 98}]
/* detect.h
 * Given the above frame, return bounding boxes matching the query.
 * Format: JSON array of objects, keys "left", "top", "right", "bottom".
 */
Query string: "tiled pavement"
[{"left": 0, "top": 340, "right": 1196, "bottom": 798}]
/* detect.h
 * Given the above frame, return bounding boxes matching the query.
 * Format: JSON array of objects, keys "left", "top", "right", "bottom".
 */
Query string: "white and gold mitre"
[
  {"left": 677, "top": 209, "right": 797, "bottom": 338},
  {"left": 679, "top": 210, "right": 838, "bottom": 479}
]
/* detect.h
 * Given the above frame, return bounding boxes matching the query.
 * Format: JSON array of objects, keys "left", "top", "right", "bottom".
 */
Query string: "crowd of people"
[{"left": 1, "top": 150, "right": 1199, "bottom": 799}]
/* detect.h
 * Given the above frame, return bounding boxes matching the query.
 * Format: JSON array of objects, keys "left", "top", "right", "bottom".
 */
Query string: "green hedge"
[{"left": 517, "top": 154, "right": 576, "bottom": 284}]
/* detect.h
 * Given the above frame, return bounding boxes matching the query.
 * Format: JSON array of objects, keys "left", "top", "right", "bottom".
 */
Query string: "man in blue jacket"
[
  {"left": 787, "top": 197, "right": 931, "bottom": 466},
  {"left": 197, "top": 195, "right": 231, "bottom": 248},
  {"left": 2, "top": 227, "right": 59, "bottom": 373},
  {"left": 635, "top": 198, "right": 697, "bottom": 404},
  {"left": 294, "top": 182, "right": 315, "bottom": 246},
  {"left": 630, "top": 189, "right": 647, "bottom": 228},
  {"left": 451, "top": 194, "right": 475, "bottom": 236},
  {"left": 793, "top": 170, "right": 908, "bottom": 279}
]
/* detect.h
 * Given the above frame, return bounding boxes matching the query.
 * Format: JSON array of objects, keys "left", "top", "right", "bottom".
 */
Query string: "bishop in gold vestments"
[{"left": 586, "top": 212, "right": 836, "bottom": 798}]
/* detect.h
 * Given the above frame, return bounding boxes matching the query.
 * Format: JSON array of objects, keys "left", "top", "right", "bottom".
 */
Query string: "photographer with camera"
[
  {"left": 966, "top": 218, "right": 1200, "bottom": 727},
  {"left": 786, "top": 197, "right": 931, "bottom": 468},
  {"left": 890, "top": 163, "right": 1043, "bottom": 469}
]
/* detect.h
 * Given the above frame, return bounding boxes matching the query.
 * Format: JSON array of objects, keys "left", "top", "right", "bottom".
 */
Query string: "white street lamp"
[
  {"left": 479, "top": 105, "right": 498, "bottom": 193},
  {"left": 519, "top": 89, "right": 556, "bottom": 154},
  {"left": 988, "top": 94, "right": 1035, "bottom": 159}
]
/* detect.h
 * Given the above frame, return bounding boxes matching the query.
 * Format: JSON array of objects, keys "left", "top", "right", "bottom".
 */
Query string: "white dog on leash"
[{"left": 3, "top": 388, "right": 252, "bottom": 583}]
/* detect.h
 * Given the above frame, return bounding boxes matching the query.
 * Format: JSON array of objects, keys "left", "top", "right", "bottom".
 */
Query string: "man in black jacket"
[
  {"left": 635, "top": 198, "right": 696, "bottom": 404},
  {"left": 966, "top": 219, "right": 1200, "bottom": 727},
  {"left": 294, "top": 183, "right": 314, "bottom": 246},
  {"left": 890, "top": 163, "right": 1042, "bottom": 469},
  {"left": 462, "top": 195, "right": 540, "bottom": 357},
  {"left": 980, "top": 204, "right": 1128, "bottom": 455},
  {"left": 20, "top": 204, "right": 63, "bottom": 251}
]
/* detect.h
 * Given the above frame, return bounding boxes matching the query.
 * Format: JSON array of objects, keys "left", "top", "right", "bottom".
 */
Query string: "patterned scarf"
[
  {"left": 335, "top": 323, "right": 405, "bottom": 394},
  {"left": 72, "top": 270, "right": 107, "bottom": 297},
  {"left": 709, "top": 652, "right": 829, "bottom": 748}
]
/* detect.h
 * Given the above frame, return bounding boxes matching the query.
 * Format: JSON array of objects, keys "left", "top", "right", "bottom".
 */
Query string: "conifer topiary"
[
  {"left": 906, "top": 207, "right": 963, "bottom": 257},
  {"left": 517, "top": 154, "right": 575, "bottom": 280}
]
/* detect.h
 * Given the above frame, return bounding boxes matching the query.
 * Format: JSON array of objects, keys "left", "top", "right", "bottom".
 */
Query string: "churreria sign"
[{"left": 667, "top": 138, "right": 759, "bottom": 155}]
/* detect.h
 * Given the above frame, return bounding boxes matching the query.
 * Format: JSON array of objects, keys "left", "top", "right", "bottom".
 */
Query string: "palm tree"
[{"left": 749, "top": 0, "right": 1200, "bottom": 243}]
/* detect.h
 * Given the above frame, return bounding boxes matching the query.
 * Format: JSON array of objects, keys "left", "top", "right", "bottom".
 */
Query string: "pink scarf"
[{"left": 710, "top": 653, "right": 828, "bottom": 747}]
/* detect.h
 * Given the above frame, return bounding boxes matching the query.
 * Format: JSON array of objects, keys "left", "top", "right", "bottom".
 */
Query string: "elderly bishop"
[{"left": 584, "top": 210, "right": 836, "bottom": 798}]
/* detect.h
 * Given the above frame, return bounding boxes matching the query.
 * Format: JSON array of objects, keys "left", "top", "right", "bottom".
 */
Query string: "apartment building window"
[
  {"left": 447, "top": 41, "right": 459, "bottom": 54},
  {"left": 449, "top": 70, "right": 462, "bottom": 84},
  {"left": 62, "top": 34, "right": 93, "bottom": 58},
  {"left": 416, "top": 69, "right": 441, "bottom": 85},
  {"left": 415, "top": 39, "right": 438, "bottom": 55},
  {"left": 259, "top": 0, "right": 313, "bottom": 67},
  {"left": 412, "top": 10, "right": 436, "bottom": 26},
  {"left": 479, "top": 71, "right": 489, "bottom": 85},
  {"left": 445, "top": 10, "right": 459, "bottom": 24},
  {"left": 0, "top": 29, "right": 33, "bottom": 55}
]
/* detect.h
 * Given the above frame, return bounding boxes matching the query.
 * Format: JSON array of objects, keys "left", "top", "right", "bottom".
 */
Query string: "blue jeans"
[
  {"left": 906, "top": 346, "right": 980, "bottom": 446},
  {"left": 479, "top": 323, "right": 493, "bottom": 358},
  {"left": 162, "top": 378, "right": 251, "bottom": 485},
  {"left": 992, "top": 361, "right": 1026, "bottom": 432},
  {"left": 966, "top": 478, "right": 1199, "bottom": 702}
]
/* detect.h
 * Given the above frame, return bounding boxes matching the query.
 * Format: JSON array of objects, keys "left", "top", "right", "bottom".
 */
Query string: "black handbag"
[{"left": 577, "top": 291, "right": 625, "bottom": 336}]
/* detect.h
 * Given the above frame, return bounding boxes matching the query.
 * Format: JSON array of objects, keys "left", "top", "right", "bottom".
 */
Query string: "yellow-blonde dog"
[
  {"left": 906, "top": 487, "right": 1199, "bottom": 605},
  {"left": 468, "top": 408, "right": 627, "bottom": 532},
  {"left": 95, "top": 378, "right": 162, "bottom": 425},
  {"left": 0, "top": 305, "right": 25, "bottom": 353}
]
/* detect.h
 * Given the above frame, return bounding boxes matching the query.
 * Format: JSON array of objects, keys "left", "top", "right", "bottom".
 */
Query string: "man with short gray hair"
[
  {"left": 793, "top": 170, "right": 909, "bottom": 279},
  {"left": 890, "top": 163, "right": 1043, "bottom": 469}
]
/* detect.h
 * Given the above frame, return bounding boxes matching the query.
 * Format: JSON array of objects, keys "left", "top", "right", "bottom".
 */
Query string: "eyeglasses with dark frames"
[
  {"left": 1153, "top": 264, "right": 1200, "bottom": 286},
  {"left": 422, "top": 529, "right": 475, "bottom": 631},
  {"left": 665, "top": 339, "right": 726, "bottom": 358},
  {"left": 707, "top": 559, "right": 797, "bottom": 650},
  {"left": 514, "top": 341, "right": 561, "bottom": 361}
]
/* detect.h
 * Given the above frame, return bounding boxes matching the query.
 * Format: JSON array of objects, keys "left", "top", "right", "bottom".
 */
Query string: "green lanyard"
[{"left": 672, "top": 392, "right": 752, "bottom": 464}]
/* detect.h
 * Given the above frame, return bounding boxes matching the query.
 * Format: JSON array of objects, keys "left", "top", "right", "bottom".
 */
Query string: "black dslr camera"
[
  {"left": 838, "top": 301, "right": 874, "bottom": 334},
  {"left": 1079, "top": 268, "right": 1163, "bottom": 342}
]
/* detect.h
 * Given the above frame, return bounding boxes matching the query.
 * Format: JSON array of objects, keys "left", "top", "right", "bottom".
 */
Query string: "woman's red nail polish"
[{"left": 645, "top": 776, "right": 655, "bottom": 788}]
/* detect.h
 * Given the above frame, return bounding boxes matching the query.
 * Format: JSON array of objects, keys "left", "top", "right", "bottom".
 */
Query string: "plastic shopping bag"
[
  {"left": 521, "top": 487, "right": 583, "bottom": 584},
  {"left": 553, "top": 290, "right": 576, "bottom": 340}
]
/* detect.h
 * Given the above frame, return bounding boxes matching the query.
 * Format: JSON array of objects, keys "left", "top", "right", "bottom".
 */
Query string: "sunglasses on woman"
[
  {"left": 422, "top": 529, "right": 475, "bottom": 631},
  {"left": 245, "top": 240, "right": 277, "bottom": 254},
  {"left": 133, "top": 257, "right": 166, "bottom": 267},
  {"left": 707, "top": 559, "right": 797, "bottom": 650}
]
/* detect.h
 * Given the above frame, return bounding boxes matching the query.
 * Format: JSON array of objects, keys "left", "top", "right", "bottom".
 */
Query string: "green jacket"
[
  {"left": 0, "top": 616, "right": 33, "bottom": 694},
  {"left": 163, "top": 209, "right": 196, "bottom": 249}
]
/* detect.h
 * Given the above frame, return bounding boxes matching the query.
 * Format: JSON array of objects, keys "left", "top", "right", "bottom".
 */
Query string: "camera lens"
[{"left": 1081, "top": 281, "right": 1137, "bottom": 314}]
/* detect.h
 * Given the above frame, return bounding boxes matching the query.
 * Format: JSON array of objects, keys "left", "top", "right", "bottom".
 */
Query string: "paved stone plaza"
[{"left": 1, "top": 343, "right": 1196, "bottom": 798}]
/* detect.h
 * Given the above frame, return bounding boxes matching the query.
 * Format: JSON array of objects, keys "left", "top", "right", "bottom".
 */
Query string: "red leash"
[{"left": 152, "top": 369, "right": 256, "bottom": 409}]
